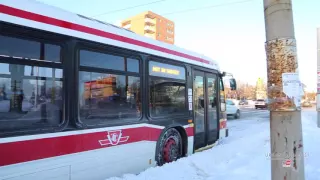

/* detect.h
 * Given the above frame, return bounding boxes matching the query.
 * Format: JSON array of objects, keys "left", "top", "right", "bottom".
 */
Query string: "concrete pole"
[
  {"left": 264, "top": 0, "right": 305, "bottom": 180},
  {"left": 317, "top": 28, "right": 320, "bottom": 128}
]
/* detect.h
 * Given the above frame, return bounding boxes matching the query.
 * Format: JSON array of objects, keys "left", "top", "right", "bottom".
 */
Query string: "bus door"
[{"left": 193, "top": 71, "right": 219, "bottom": 150}]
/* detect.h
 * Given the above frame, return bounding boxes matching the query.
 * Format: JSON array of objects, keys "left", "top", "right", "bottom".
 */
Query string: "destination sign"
[
  {"left": 152, "top": 66, "right": 180, "bottom": 75},
  {"left": 149, "top": 61, "right": 185, "bottom": 80}
]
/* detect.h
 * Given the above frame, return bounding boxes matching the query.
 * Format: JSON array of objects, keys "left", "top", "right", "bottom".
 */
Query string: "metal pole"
[
  {"left": 264, "top": 0, "right": 305, "bottom": 180},
  {"left": 317, "top": 28, "right": 320, "bottom": 128}
]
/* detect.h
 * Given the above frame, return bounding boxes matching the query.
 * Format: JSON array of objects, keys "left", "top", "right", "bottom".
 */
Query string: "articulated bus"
[{"left": 0, "top": 1, "right": 237, "bottom": 180}]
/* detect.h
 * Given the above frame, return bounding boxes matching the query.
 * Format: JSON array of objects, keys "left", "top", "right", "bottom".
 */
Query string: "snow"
[{"left": 106, "top": 110, "right": 320, "bottom": 180}]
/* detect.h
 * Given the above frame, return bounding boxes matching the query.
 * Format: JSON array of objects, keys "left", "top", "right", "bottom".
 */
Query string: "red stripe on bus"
[
  {"left": 0, "top": 127, "right": 160, "bottom": 166},
  {"left": 0, "top": 5, "right": 210, "bottom": 64},
  {"left": 0, "top": 126, "right": 194, "bottom": 166}
]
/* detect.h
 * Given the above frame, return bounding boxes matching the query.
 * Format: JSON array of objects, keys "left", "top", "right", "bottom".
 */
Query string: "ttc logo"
[{"left": 99, "top": 130, "right": 129, "bottom": 146}]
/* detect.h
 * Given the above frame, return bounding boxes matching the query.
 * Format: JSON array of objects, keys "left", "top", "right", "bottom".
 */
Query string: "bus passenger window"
[
  {"left": 78, "top": 72, "right": 141, "bottom": 122},
  {"left": 148, "top": 61, "right": 187, "bottom": 117},
  {"left": 78, "top": 49, "right": 141, "bottom": 124},
  {"left": 0, "top": 35, "right": 61, "bottom": 63},
  {"left": 80, "top": 50, "right": 124, "bottom": 71},
  {"left": 220, "top": 78, "right": 226, "bottom": 112},
  {"left": 0, "top": 64, "right": 64, "bottom": 131},
  {"left": 127, "top": 58, "right": 139, "bottom": 73},
  {"left": 0, "top": 34, "right": 64, "bottom": 133}
]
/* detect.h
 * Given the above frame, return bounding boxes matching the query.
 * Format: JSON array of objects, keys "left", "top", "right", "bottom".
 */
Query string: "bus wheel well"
[
  {"left": 155, "top": 126, "right": 187, "bottom": 166},
  {"left": 173, "top": 126, "right": 188, "bottom": 157}
]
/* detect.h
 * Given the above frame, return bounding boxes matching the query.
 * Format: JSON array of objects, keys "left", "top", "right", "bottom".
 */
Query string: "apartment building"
[{"left": 120, "top": 11, "right": 175, "bottom": 44}]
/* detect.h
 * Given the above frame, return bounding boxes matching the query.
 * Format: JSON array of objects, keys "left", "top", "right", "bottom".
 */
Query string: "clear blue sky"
[{"left": 37, "top": 0, "right": 319, "bottom": 91}]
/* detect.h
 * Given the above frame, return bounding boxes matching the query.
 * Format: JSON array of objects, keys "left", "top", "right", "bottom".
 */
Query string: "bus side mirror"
[{"left": 230, "top": 78, "right": 237, "bottom": 90}]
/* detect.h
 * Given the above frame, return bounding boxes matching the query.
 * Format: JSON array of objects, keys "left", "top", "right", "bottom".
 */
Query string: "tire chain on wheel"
[{"left": 156, "top": 128, "right": 183, "bottom": 166}]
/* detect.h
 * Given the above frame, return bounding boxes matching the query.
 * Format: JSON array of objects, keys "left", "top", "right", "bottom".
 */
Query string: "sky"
[{"left": 36, "top": 0, "right": 320, "bottom": 92}]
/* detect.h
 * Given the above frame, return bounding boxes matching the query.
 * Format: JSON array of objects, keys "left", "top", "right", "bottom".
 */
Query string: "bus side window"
[
  {"left": 0, "top": 34, "right": 64, "bottom": 135},
  {"left": 219, "top": 78, "right": 226, "bottom": 112},
  {"left": 78, "top": 49, "right": 141, "bottom": 125},
  {"left": 148, "top": 61, "right": 187, "bottom": 117}
]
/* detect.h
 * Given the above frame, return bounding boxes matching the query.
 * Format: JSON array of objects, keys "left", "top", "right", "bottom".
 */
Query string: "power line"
[
  {"left": 92, "top": 0, "right": 167, "bottom": 17},
  {"left": 117, "top": 0, "right": 256, "bottom": 23},
  {"left": 162, "top": 0, "right": 256, "bottom": 16}
]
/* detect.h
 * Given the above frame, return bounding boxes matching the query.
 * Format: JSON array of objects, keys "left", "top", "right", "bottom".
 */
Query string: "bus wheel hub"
[{"left": 163, "top": 138, "right": 178, "bottom": 163}]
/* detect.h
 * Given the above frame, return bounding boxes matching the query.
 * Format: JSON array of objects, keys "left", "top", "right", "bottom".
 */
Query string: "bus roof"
[{"left": 0, "top": 0, "right": 220, "bottom": 71}]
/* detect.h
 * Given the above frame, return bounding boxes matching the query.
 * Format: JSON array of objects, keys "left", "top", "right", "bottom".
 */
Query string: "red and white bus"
[{"left": 0, "top": 1, "right": 237, "bottom": 180}]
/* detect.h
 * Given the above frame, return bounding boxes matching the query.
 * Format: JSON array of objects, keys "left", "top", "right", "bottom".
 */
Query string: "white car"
[{"left": 226, "top": 99, "right": 240, "bottom": 119}]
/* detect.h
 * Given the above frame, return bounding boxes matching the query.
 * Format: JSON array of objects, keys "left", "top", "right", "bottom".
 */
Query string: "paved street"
[
  {"left": 228, "top": 105, "right": 316, "bottom": 121},
  {"left": 239, "top": 107, "right": 269, "bottom": 119},
  {"left": 227, "top": 106, "right": 269, "bottom": 120}
]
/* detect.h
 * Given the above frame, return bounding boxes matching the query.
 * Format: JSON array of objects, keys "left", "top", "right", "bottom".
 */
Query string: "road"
[
  {"left": 228, "top": 105, "right": 316, "bottom": 121},
  {"left": 240, "top": 107, "right": 269, "bottom": 119},
  {"left": 228, "top": 106, "right": 269, "bottom": 120}
]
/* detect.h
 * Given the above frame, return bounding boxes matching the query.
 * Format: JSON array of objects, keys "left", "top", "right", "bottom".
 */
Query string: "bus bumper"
[{"left": 219, "top": 128, "right": 228, "bottom": 139}]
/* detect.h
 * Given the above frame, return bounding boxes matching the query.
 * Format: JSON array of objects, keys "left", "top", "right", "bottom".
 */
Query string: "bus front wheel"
[{"left": 156, "top": 128, "right": 183, "bottom": 166}]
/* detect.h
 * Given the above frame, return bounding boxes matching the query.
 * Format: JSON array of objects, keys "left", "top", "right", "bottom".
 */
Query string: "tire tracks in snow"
[{"left": 189, "top": 161, "right": 210, "bottom": 180}]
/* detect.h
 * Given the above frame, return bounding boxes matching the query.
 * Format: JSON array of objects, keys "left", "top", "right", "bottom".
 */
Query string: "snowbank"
[{"left": 106, "top": 111, "right": 320, "bottom": 180}]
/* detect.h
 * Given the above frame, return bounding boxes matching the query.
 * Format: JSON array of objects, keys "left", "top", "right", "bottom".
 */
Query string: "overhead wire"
[
  {"left": 91, "top": 0, "right": 167, "bottom": 17},
  {"left": 108, "top": 0, "right": 257, "bottom": 24},
  {"left": 162, "top": 0, "right": 256, "bottom": 16}
]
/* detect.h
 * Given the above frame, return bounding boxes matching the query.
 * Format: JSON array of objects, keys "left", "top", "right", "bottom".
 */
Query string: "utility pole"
[
  {"left": 264, "top": 0, "right": 305, "bottom": 180},
  {"left": 317, "top": 28, "right": 320, "bottom": 128}
]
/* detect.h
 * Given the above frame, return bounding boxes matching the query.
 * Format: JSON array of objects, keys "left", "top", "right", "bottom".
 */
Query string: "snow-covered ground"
[{"left": 106, "top": 109, "right": 320, "bottom": 180}]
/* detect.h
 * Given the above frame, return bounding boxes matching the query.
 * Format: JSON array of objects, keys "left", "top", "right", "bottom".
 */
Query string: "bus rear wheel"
[{"left": 156, "top": 128, "right": 183, "bottom": 166}]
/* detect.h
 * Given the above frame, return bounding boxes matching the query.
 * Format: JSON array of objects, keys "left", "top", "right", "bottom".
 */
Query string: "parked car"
[
  {"left": 255, "top": 99, "right": 268, "bottom": 109},
  {"left": 239, "top": 100, "right": 248, "bottom": 105},
  {"left": 226, "top": 99, "right": 240, "bottom": 119}
]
